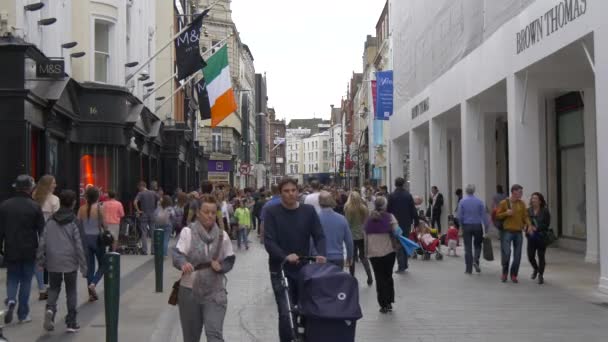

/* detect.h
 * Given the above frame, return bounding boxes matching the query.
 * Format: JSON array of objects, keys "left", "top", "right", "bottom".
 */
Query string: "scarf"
[
  {"left": 364, "top": 212, "right": 393, "bottom": 235},
  {"left": 187, "top": 221, "right": 226, "bottom": 304}
]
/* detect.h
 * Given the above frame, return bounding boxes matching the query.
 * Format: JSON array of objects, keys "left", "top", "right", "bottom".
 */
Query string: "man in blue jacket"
[
  {"left": 387, "top": 177, "right": 419, "bottom": 272},
  {"left": 317, "top": 191, "right": 353, "bottom": 268},
  {"left": 264, "top": 177, "right": 326, "bottom": 342}
]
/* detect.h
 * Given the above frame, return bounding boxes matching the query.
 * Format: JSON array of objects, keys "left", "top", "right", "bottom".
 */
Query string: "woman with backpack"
[{"left": 154, "top": 195, "right": 175, "bottom": 257}]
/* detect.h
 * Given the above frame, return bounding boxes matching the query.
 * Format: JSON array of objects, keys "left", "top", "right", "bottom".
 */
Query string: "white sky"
[{"left": 231, "top": 0, "right": 387, "bottom": 122}]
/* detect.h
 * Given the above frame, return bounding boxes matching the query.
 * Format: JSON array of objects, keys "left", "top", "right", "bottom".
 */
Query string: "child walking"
[
  {"left": 234, "top": 200, "right": 252, "bottom": 250},
  {"left": 37, "top": 190, "right": 87, "bottom": 333}
]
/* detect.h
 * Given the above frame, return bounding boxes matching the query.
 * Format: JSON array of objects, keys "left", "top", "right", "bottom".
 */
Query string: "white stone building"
[
  {"left": 302, "top": 130, "right": 331, "bottom": 184},
  {"left": 286, "top": 127, "right": 310, "bottom": 185},
  {"left": 390, "top": 0, "right": 608, "bottom": 292}
]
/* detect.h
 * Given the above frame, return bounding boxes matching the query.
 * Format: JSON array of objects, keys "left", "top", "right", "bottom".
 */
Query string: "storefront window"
[{"left": 80, "top": 145, "right": 119, "bottom": 202}]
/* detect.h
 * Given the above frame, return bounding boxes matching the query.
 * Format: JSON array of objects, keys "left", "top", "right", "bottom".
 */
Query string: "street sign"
[{"left": 239, "top": 163, "right": 252, "bottom": 175}]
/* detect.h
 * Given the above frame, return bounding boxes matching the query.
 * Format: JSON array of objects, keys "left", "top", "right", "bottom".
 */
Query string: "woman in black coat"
[{"left": 526, "top": 192, "right": 551, "bottom": 285}]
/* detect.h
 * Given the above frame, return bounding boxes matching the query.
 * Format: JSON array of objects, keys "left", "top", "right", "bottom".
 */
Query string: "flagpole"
[
  {"left": 145, "top": 35, "right": 232, "bottom": 100},
  {"left": 125, "top": 0, "right": 221, "bottom": 84}
]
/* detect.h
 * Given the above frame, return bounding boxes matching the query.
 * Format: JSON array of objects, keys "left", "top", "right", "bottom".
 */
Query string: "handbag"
[
  {"left": 532, "top": 217, "right": 557, "bottom": 246},
  {"left": 168, "top": 230, "right": 224, "bottom": 306},
  {"left": 96, "top": 204, "right": 114, "bottom": 248},
  {"left": 482, "top": 236, "right": 494, "bottom": 261}
]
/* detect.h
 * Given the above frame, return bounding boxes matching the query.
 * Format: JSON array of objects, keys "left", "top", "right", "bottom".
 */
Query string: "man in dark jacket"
[
  {"left": 429, "top": 185, "right": 444, "bottom": 233},
  {"left": 0, "top": 175, "right": 45, "bottom": 324},
  {"left": 387, "top": 177, "right": 419, "bottom": 273}
]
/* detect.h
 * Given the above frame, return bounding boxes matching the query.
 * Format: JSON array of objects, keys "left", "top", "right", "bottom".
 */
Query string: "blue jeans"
[
  {"left": 35, "top": 268, "right": 45, "bottom": 291},
  {"left": 5, "top": 261, "right": 36, "bottom": 320},
  {"left": 158, "top": 224, "right": 173, "bottom": 257},
  {"left": 463, "top": 224, "right": 483, "bottom": 273},
  {"left": 84, "top": 235, "right": 106, "bottom": 286},
  {"left": 237, "top": 227, "right": 249, "bottom": 249},
  {"left": 501, "top": 231, "right": 523, "bottom": 276}
]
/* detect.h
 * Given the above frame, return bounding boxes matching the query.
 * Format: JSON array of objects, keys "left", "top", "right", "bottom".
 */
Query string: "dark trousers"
[
  {"left": 463, "top": 224, "right": 483, "bottom": 272},
  {"left": 350, "top": 239, "right": 373, "bottom": 280},
  {"left": 46, "top": 271, "right": 78, "bottom": 325},
  {"left": 270, "top": 271, "right": 299, "bottom": 342},
  {"left": 431, "top": 215, "right": 442, "bottom": 233},
  {"left": 369, "top": 252, "right": 396, "bottom": 308},
  {"left": 329, "top": 259, "right": 344, "bottom": 269},
  {"left": 527, "top": 237, "right": 546, "bottom": 275},
  {"left": 501, "top": 231, "right": 523, "bottom": 276},
  {"left": 5, "top": 261, "right": 36, "bottom": 321}
]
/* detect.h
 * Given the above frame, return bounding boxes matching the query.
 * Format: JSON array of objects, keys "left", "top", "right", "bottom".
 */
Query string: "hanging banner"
[
  {"left": 195, "top": 78, "right": 211, "bottom": 120},
  {"left": 375, "top": 70, "right": 393, "bottom": 120},
  {"left": 371, "top": 80, "right": 377, "bottom": 117},
  {"left": 174, "top": 10, "right": 209, "bottom": 80}
]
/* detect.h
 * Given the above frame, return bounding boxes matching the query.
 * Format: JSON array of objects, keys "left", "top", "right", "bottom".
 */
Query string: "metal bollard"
[
  {"left": 154, "top": 228, "right": 164, "bottom": 293},
  {"left": 104, "top": 252, "right": 120, "bottom": 342}
]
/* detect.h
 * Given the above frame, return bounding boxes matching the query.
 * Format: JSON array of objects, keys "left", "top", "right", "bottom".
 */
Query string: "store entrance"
[{"left": 556, "top": 93, "right": 586, "bottom": 240}]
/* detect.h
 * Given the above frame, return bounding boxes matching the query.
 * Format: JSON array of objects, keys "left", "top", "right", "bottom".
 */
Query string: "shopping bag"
[
  {"left": 398, "top": 235, "right": 420, "bottom": 256},
  {"left": 482, "top": 236, "right": 494, "bottom": 261}
]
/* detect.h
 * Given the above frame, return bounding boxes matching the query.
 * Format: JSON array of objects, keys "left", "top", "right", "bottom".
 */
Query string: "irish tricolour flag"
[{"left": 203, "top": 45, "right": 237, "bottom": 127}]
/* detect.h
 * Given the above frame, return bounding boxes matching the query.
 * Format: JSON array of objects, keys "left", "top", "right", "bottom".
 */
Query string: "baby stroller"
[
  {"left": 281, "top": 257, "right": 362, "bottom": 342},
  {"left": 410, "top": 223, "right": 443, "bottom": 261},
  {"left": 117, "top": 215, "right": 143, "bottom": 255}
]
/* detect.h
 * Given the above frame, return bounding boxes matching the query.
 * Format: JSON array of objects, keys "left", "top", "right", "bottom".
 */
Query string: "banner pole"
[{"left": 125, "top": 0, "right": 221, "bottom": 84}]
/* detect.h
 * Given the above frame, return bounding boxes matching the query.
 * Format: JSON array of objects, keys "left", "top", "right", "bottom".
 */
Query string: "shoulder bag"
[
  {"left": 168, "top": 230, "right": 225, "bottom": 306},
  {"left": 97, "top": 204, "right": 114, "bottom": 249}
]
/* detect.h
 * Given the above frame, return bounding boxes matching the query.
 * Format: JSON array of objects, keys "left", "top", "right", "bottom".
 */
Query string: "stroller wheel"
[
  {"left": 423, "top": 253, "right": 431, "bottom": 261},
  {"left": 412, "top": 253, "right": 418, "bottom": 259},
  {"left": 435, "top": 253, "right": 443, "bottom": 261}
]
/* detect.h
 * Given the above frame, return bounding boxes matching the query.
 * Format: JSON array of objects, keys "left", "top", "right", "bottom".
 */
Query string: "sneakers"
[
  {"left": 511, "top": 275, "right": 519, "bottom": 284},
  {"left": 501, "top": 274, "right": 508, "bottom": 283},
  {"left": 66, "top": 322, "right": 80, "bottom": 333},
  {"left": 473, "top": 262, "right": 481, "bottom": 273},
  {"left": 379, "top": 306, "right": 389, "bottom": 314},
  {"left": 43, "top": 309, "right": 55, "bottom": 331},
  {"left": 4, "top": 301, "right": 15, "bottom": 324},
  {"left": 18, "top": 315, "right": 32, "bottom": 324}
]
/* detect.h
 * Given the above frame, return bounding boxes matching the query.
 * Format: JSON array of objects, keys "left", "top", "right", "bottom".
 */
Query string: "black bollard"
[
  {"left": 104, "top": 252, "right": 120, "bottom": 342},
  {"left": 154, "top": 228, "right": 164, "bottom": 293}
]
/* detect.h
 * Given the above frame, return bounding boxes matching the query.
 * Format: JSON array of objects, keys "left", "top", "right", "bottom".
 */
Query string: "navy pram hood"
[{"left": 297, "top": 263, "right": 363, "bottom": 320}]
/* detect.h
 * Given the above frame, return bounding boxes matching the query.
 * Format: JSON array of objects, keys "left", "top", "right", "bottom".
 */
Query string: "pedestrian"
[
  {"left": 457, "top": 184, "right": 490, "bottom": 274},
  {"left": 495, "top": 184, "right": 531, "bottom": 283},
  {"left": 387, "top": 177, "right": 419, "bottom": 273},
  {"left": 154, "top": 195, "right": 175, "bottom": 257},
  {"left": 364, "top": 196, "right": 398, "bottom": 313},
  {"left": 216, "top": 191, "right": 233, "bottom": 238},
  {"left": 251, "top": 189, "right": 267, "bottom": 233},
  {"left": 317, "top": 191, "right": 353, "bottom": 269},
  {"left": 428, "top": 186, "right": 444, "bottom": 233},
  {"left": 32, "top": 174, "right": 60, "bottom": 301},
  {"left": 77, "top": 187, "right": 107, "bottom": 302},
  {"left": 234, "top": 200, "right": 252, "bottom": 250},
  {"left": 37, "top": 190, "right": 87, "bottom": 333},
  {"left": 304, "top": 179, "right": 322, "bottom": 214},
  {"left": 344, "top": 191, "right": 373, "bottom": 285},
  {"left": 264, "top": 177, "right": 327, "bottom": 342},
  {"left": 172, "top": 194, "right": 235, "bottom": 342},
  {"left": 134, "top": 181, "right": 160, "bottom": 255},
  {"left": 0, "top": 175, "right": 45, "bottom": 324},
  {"left": 492, "top": 185, "right": 508, "bottom": 209},
  {"left": 527, "top": 192, "right": 551, "bottom": 285},
  {"left": 103, "top": 190, "right": 125, "bottom": 251},
  {"left": 173, "top": 192, "right": 188, "bottom": 237},
  {"left": 259, "top": 185, "right": 281, "bottom": 241}
]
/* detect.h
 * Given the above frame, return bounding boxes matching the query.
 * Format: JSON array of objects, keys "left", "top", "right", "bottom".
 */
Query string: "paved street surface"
[{"left": 2, "top": 236, "right": 608, "bottom": 341}]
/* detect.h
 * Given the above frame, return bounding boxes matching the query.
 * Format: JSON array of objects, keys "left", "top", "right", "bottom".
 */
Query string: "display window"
[{"left": 79, "top": 145, "right": 120, "bottom": 204}]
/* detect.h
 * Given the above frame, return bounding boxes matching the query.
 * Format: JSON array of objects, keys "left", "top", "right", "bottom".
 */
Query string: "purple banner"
[{"left": 208, "top": 160, "right": 232, "bottom": 172}]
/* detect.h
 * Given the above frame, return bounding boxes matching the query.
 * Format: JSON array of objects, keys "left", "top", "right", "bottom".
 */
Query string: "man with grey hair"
[
  {"left": 457, "top": 184, "right": 490, "bottom": 274},
  {"left": 317, "top": 191, "right": 353, "bottom": 268}
]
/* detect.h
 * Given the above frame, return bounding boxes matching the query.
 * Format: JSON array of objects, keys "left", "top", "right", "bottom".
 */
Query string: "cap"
[{"left": 13, "top": 174, "right": 35, "bottom": 191}]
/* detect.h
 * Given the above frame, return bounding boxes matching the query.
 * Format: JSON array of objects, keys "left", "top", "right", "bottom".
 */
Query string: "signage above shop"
[
  {"left": 209, "top": 152, "right": 232, "bottom": 161},
  {"left": 208, "top": 160, "right": 232, "bottom": 172},
  {"left": 208, "top": 171, "right": 230, "bottom": 183},
  {"left": 411, "top": 97, "right": 430, "bottom": 120},
  {"left": 516, "top": 0, "right": 587, "bottom": 54},
  {"left": 36, "top": 59, "right": 65, "bottom": 78}
]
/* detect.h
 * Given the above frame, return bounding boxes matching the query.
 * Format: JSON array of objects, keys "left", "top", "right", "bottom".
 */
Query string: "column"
[
  {"left": 461, "top": 100, "right": 487, "bottom": 203},
  {"left": 430, "top": 118, "right": 449, "bottom": 231},
  {"left": 584, "top": 88, "right": 599, "bottom": 263},
  {"left": 389, "top": 136, "right": 404, "bottom": 192},
  {"left": 506, "top": 73, "right": 542, "bottom": 195},
  {"left": 409, "top": 128, "right": 425, "bottom": 198},
  {"left": 594, "top": 26, "right": 608, "bottom": 293}
]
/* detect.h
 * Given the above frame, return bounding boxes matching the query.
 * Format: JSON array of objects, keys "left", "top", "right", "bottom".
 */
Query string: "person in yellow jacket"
[
  {"left": 234, "top": 200, "right": 252, "bottom": 250},
  {"left": 496, "top": 184, "right": 531, "bottom": 284}
]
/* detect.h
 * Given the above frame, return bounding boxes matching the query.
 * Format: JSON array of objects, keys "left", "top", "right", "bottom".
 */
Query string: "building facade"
[
  {"left": 268, "top": 109, "right": 286, "bottom": 184},
  {"left": 302, "top": 131, "right": 331, "bottom": 184},
  {"left": 0, "top": 0, "right": 204, "bottom": 207},
  {"left": 286, "top": 127, "right": 310, "bottom": 185},
  {"left": 389, "top": 0, "right": 608, "bottom": 292}
]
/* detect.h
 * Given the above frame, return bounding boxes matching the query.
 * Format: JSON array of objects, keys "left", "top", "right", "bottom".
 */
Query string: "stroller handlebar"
[{"left": 280, "top": 255, "right": 318, "bottom": 269}]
